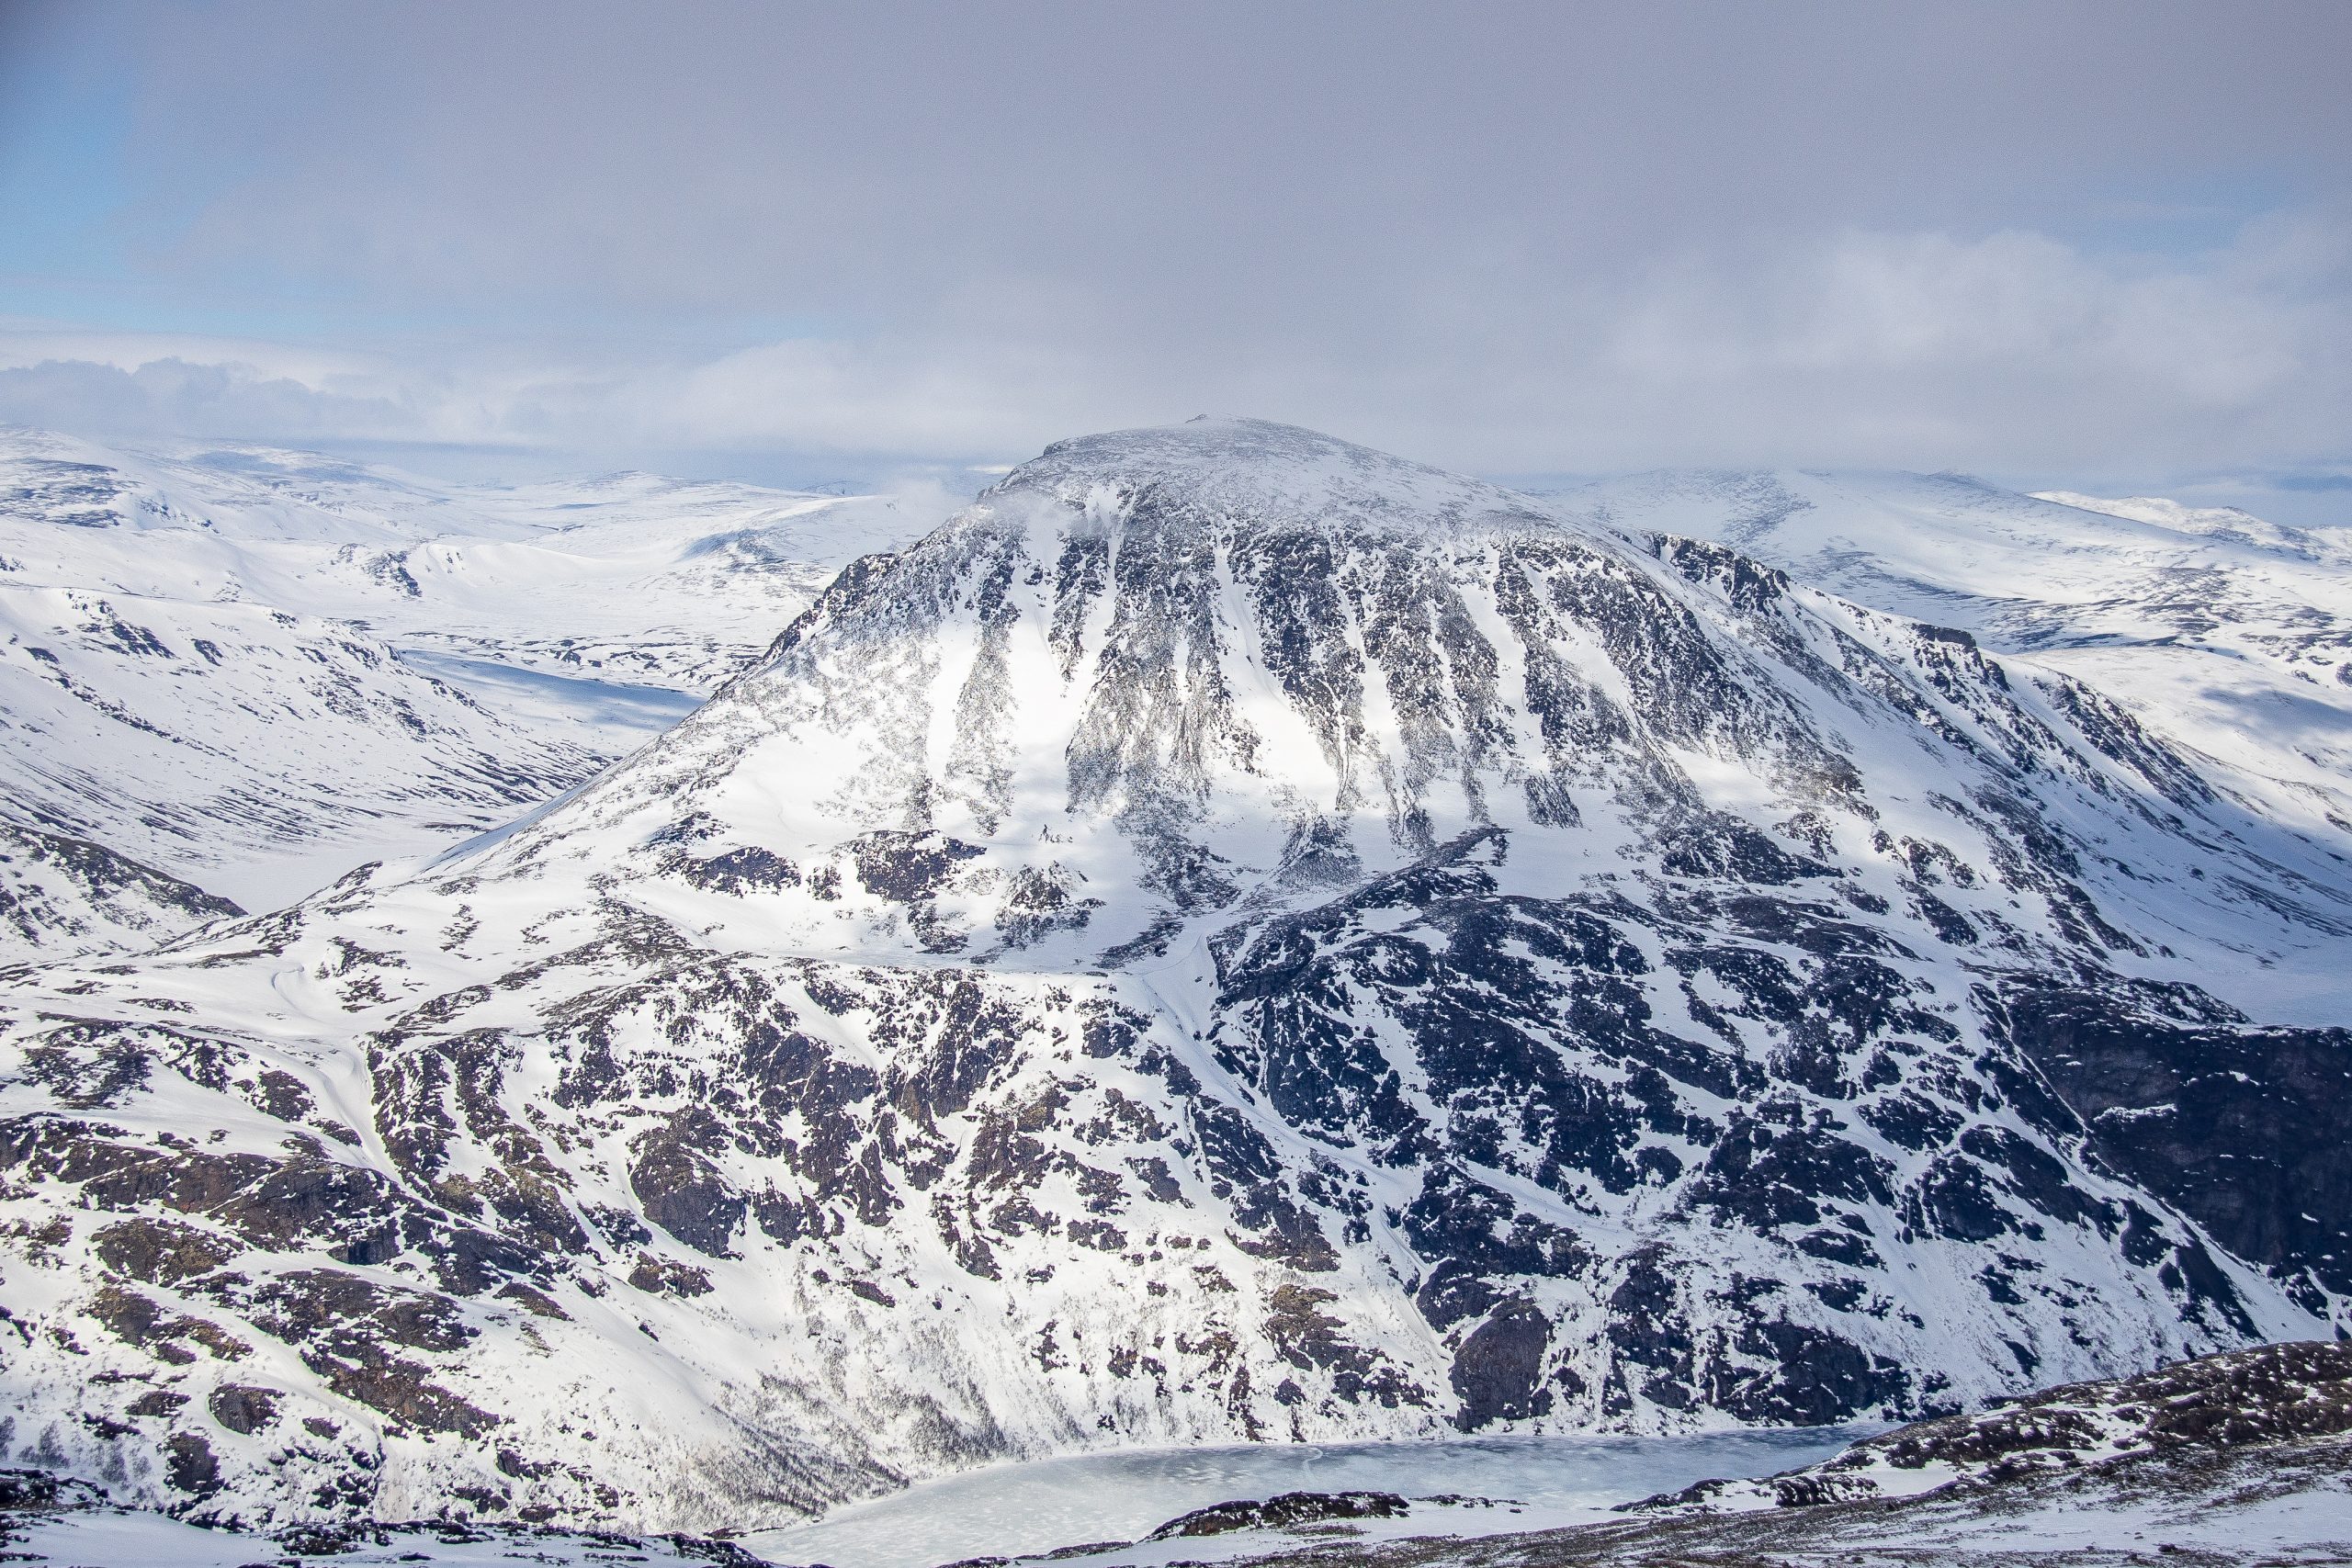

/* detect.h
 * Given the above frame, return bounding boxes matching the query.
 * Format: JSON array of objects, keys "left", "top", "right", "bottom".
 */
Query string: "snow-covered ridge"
[
  {"left": 2033, "top": 489, "right": 2335, "bottom": 556},
  {"left": 992, "top": 417, "right": 1560, "bottom": 539},
  {"left": 0, "top": 426, "right": 923, "bottom": 939},
  {"left": 0, "top": 819, "right": 243, "bottom": 961},
  {"left": 0, "top": 420, "right": 2346, "bottom": 1539},
  {"left": 1555, "top": 468, "right": 2352, "bottom": 909}
]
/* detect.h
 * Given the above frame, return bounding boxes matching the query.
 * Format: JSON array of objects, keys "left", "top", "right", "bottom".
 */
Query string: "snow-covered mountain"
[
  {"left": 0, "top": 428, "right": 920, "bottom": 944},
  {"left": 1, "top": 420, "right": 2346, "bottom": 1538},
  {"left": 0, "top": 819, "right": 243, "bottom": 959},
  {"left": 1555, "top": 470, "right": 2352, "bottom": 931}
]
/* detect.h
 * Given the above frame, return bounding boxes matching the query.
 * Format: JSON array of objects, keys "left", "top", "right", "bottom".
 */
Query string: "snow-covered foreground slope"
[
  {"left": 1557, "top": 469, "right": 2352, "bottom": 897},
  {"left": 1161, "top": 1342, "right": 2352, "bottom": 1568},
  {"left": 7, "top": 1345, "right": 2348, "bottom": 1565},
  {"left": 1, "top": 421, "right": 2347, "bottom": 1539},
  {"left": 0, "top": 427, "right": 920, "bottom": 936}
]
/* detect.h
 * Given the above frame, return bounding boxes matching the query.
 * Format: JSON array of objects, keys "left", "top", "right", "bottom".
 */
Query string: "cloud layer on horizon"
[{"left": 2, "top": 1, "right": 2348, "bottom": 499}]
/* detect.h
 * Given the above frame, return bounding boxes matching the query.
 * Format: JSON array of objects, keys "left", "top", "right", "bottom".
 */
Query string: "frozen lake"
[
  {"left": 742, "top": 1426, "right": 1879, "bottom": 1568},
  {"left": 393, "top": 648, "right": 702, "bottom": 735}
]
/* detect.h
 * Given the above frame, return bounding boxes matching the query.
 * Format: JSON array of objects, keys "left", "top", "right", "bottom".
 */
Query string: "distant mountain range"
[
  {"left": 1, "top": 419, "right": 2344, "bottom": 1536},
  {"left": 1556, "top": 468, "right": 2352, "bottom": 992},
  {"left": 0, "top": 427, "right": 922, "bottom": 949}
]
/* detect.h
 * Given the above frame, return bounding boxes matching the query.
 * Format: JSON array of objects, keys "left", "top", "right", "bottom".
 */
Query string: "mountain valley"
[
  {"left": 0, "top": 420, "right": 2345, "bottom": 1550},
  {"left": 0, "top": 427, "right": 922, "bottom": 951}
]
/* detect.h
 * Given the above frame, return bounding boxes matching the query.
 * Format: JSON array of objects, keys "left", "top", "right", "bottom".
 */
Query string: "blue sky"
[
  {"left": 1, "top": 0, "right": 2348, "bottom": 514},
  {"left": 0, "top": 28, "right": 141, "bottom": 314}
]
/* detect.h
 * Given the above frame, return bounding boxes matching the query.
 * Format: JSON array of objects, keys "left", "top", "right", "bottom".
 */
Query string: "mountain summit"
[{"left": 1, "top": 421, "right": 2346, "bottom": 1533}]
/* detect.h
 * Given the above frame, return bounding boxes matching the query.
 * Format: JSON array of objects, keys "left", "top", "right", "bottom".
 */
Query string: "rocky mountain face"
[
  {"left": 0, "top": 427, "right": 917, "bottom": 942},
  {"left": 0, "top": 420, "right": 2346, "bottom": 1536},
  {"left": 1556, "top": 468, "right": 2352, "bottom": 972}
]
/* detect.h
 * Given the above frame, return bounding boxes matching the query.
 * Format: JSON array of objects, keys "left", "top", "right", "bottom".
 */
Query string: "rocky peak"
[
  {"left": 987, "top": 417, "right": 1561, "bottom": 544},
  {"left": 1, "top": 423, "right": 2346, "bottom": 1535}
]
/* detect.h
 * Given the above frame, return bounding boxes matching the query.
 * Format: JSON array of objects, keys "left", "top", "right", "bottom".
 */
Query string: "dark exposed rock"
[
  {"left": 848, "top": 829, "right": 985, "bottom": 902},
  {"left": 124, "top": 1388, "right": 187, "bottom": 1417},
  {"left": 628, "top": 1255, "right": 716, "bottom": 1298},
  {"left": 208, "top": 1383, "right": 281, "bottom": 1435},
  {"left": 677, "top": 847, "right": 801, "bottom": 896},
  {"left": 1414, "top": 1260, "right": 1502, "bottom": 1332},
  {"left": 1145, "top": 1490, "right": 1410, "bottom": 1540},
  {"left": 630, "top": 1113, "right": 747, "bottom": 1259},
  {"left": 92, "top": 1216, "right": 239, "bottom": 1284},
  {"left": 1997, "top": 982, "right": 2352, "bottom": 1296},
  {"left": 1449, "top": 1300, "right": 1553, "bottom": 1428},
  {"left": 1262, "top": 1284, "right": 1428, "bottom": 1409},
  {"left": 239, "top": 1269, "right": 496, "bottom": 1438},
  {"left": 1719, "top": 1318, "right": 1911, "bottom": 1426},
  {"left": 84, "top": 1281, "right": 249, "bottom": 1363},
  {"left": 164, "top": 1430, "right": 222, "bottom": 1497}
]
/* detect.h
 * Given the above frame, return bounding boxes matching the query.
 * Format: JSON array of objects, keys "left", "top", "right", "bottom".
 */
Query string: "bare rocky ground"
[{"left": 1193, "top": 1444, "right": 2351, "bottom": 1567}]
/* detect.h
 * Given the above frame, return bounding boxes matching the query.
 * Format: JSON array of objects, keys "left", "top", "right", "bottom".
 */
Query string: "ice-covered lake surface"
[
  {"left": 0, "top": 1427, "right": 1879, "bottom": 1567},
  {"left": 743, "top": 1426, "right": 1882, "bottom": 1568},
  {"left": 393, "top": 648, "right": 704, "bottom": 734}
]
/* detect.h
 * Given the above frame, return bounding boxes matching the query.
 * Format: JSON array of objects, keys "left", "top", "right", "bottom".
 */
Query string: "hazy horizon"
[{"left": 4, "top": 1, "right": 2350, "bottom": 518}]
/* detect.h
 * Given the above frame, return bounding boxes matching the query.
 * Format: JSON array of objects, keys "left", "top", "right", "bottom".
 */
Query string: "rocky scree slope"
[{"left": 0, "top": 420, "right": 2347, "bottom": 1536}]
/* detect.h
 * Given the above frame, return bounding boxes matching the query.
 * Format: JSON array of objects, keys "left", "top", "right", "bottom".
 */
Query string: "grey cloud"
[
  {"left": 6, "top": 1, "right": 2352, "bottom": 482},
  {"left": 0, "top": 358, "right": 415, "bottom": 444},
  {"left": 9, "top": 200, "right": 2352, "bottom": 486},
  {"left": 106, "top": 2, "right": 2352, "bottom": 315}
]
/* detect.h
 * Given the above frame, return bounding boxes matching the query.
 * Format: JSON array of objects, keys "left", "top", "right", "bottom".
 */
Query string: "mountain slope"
[
  {"left": 0, "top": 420, "right": 2345, "bottom": 1536},
  {"left": 1555, "top": 469, "right": 2352, "bottom": 933},
  {"left": 0, "top": 820, "right": 243, "bottom": 965},
  {"left": 0, "top": 573, "right": 603, "bottom": 913},
  {"left": 0, "top": 427, "right": 921, "bottom": 931}
]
